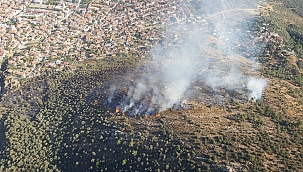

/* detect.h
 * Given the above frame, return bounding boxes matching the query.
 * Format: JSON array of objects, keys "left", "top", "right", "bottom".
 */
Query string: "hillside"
[{"left": 0, "top": 0, "right": 303, "bottom": 172}]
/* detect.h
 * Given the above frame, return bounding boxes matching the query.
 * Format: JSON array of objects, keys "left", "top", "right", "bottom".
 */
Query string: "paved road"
[{"left": 205, "top": 8, "right": 258, "bottom": 19}]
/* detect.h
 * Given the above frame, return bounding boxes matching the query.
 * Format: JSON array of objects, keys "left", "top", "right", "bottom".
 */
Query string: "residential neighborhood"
[
  {"left": 0, "top": 0, "right": 192, "bottom": 88},
  {"left": 0, "top": 0, "right": 282, "bottom": 90},
  {"left": 2, "top": 1, "right": 303, "bottom": 171}
]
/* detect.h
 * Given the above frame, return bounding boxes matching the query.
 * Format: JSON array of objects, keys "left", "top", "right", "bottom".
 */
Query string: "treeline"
[
  {"left": 282, "top": 0, "right": 303, "bottom": 18},
  {"left": 287, "top": 24, "right": 303, "bottom": 56}
]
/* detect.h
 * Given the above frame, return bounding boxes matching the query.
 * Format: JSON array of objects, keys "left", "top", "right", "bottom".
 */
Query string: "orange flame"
[{"left": 115, "top": 107, "right": 119, "bottom": 113}]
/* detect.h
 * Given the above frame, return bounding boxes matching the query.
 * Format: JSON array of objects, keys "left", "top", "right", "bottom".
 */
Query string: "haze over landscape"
[
  {"left": 107, "top": 0, "right": 267, "bottom": 115},
  {"left": 0, "top": 0, "right": 303, "bottom": 171}
]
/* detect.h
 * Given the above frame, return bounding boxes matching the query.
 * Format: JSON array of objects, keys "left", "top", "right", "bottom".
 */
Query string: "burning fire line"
[
  {"left": 114, "top": 106, "right": 160, "bottom": 117},
  {"left": 115, "top": 107, "right": 119, "bottom": 114}
]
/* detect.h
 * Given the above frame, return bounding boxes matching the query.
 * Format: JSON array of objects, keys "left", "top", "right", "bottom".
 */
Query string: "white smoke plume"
[
  {"left": 106, "top": 0, "right": 267, "bottom": 115},
  {"left": 107, "top": 85, "right": 117, "bottom": 104},
  {"left": 247, "top": 77, "right": 267, "bottom": 101}
]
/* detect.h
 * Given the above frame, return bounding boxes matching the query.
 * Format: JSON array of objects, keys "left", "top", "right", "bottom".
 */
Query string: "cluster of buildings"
[
  {"left": 1, "top": 0, "right": 280, "bottom": 90},
  {"left": 209, "top": 22, "right": 285, "bottom": 60},
  {"left": 0, "top": 0, "right": 192, "bottom": 88}
]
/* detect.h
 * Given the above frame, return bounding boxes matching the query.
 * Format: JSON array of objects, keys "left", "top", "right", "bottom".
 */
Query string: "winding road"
[{"left": 205, "top": 8, "right": 258, "bottom": 19}]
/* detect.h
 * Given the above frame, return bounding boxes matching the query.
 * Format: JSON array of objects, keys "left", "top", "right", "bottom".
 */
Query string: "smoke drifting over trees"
[{"left": 107, "top": 0, "right": 267, "bottom": 115}]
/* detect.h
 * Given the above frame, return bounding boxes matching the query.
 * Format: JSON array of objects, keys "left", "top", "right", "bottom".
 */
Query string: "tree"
[{"left": 122, "top": 159, "right": 127, "bottom": 166}]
